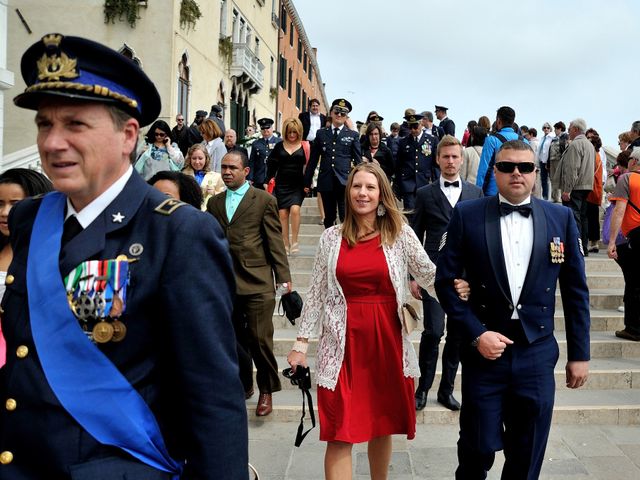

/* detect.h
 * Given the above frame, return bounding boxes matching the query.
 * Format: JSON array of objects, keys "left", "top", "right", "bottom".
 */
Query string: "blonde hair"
[
  {"left": 437, "top": 134, "right": 463, "bottom": 157},
  {"left": 282, "top": 117, "right": 303, "bottom": 141},
  {"left": 183, "top": 143, "right": 211, "bottom": 174},
  {"left": 342, "top": 163, "right": 406, "bottom": 247}
]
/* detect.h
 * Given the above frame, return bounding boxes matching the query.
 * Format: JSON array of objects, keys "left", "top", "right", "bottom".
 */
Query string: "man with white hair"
[{"left": 559, "top": 118, "right": 595, "bottom": 255}]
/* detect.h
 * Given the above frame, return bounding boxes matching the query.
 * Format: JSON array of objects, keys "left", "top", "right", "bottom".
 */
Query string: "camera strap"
[{"left": 294, "top": 383, "right": 316, "bottom": 447}]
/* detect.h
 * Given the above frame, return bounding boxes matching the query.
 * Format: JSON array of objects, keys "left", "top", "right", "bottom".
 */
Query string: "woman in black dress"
[
  {"left": 363, "top": 123, "right": 395, "bottom": 183},
  {"left": 266, "top": 117, "right": 308, "bottom": 255}
]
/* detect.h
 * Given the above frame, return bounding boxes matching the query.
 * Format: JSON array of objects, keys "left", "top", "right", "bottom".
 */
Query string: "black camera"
[{"left": 282, "top": 366, "right": 311, "bottom": 390}]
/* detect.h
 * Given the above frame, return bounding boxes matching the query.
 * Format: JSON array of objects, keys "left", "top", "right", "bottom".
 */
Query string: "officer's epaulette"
[{"left": 154, "top": 198, "right": 185, "bottom": 215}]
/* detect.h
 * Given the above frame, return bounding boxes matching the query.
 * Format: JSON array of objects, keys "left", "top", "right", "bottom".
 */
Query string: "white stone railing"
[{"left": 230, "top": 43, "right": 264, "bottom": 90}]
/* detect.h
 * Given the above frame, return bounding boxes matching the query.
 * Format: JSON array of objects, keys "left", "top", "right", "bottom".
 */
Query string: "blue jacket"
[
  {"left": 304, "top": 126, "right": 361, "bottom": 191},
  {"left": 476, "top": 128, "right": 525, "bottom": 195},
  {"left": 0, "top": 172, "right": 248, "bottom": 479},
  {"left": 435, "top": 196, "right": 590, "bottom": 362},
  {"left": 249, "top": 135, "right": 282, "bottom": 185},
  {"left": 395, "top": 132, "right": 439, "bottom": 195}
]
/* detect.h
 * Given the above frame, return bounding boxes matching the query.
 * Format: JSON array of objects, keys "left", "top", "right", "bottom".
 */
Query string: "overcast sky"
[{"left": 294, "top": 0, "right": 637, "bottom": 147}]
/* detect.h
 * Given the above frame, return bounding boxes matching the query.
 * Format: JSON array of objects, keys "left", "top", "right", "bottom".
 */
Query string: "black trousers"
[
  {"left": 417, "top": 289, "right": 460, "bottom": 396},
  {"left": 586, "top": 201, "right": 601, "bottom": 242},
  {"left": 320, "top": 176, "right": 346, "bottom": 228},
  {"left": 616, "top": 232, "right": 640, "bottom": 335},
  {"left": 563, "top": 189, "right": 590, "bottom": 254},
  {"left": 232, "top": 292, "right": 281, "bottom": 393}
]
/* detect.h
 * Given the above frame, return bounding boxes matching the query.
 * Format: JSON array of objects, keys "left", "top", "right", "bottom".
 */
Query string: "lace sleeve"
[
  {"left": 297, "top": 229, "right": 331, "bottom": 339},
  {"left": 402, "top": 225, "right": 436, "bottom": 291}
]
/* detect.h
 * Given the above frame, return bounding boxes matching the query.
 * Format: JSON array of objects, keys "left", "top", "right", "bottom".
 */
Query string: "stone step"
[
  {"left": 261, "top": 356, "right": 640, "bottom": 392},
  {"left": 246, "top": 388, "right": 640, "bottom": 425},
  {"left": 270, "top": 329, "right": 640, "bottom": 359}
]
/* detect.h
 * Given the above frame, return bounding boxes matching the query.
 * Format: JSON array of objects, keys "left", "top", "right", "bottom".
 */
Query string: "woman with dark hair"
[
  {"left": 461, "top": 120, "right": 477, "bottom": 147},
  {"left": 362, "top": 123, "right": 394, "bottom": 182},
  {"left": 461, "top": 126, "right": 487, "bottom": 184},
  {"left": 135, "top": 119, "right": 184, "bottom": 180},
  {"left": 586, "top": 134, "right": 604, "bottom": 252},
  {"left": 148, "top": 171, "right": 203, "bottom": 210},
  {"left": 0, "top": 168, "right": 53, "bottom": 364}
]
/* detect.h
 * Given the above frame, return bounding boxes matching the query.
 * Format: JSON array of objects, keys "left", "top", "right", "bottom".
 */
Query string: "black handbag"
[{"left": 278, "top": 291, "right": 304, "bottom": 325}]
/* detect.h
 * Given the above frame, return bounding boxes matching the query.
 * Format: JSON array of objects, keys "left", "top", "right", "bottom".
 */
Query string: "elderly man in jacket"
[{"left": 559, "top": 118, "right": 595, "bottom": 255}]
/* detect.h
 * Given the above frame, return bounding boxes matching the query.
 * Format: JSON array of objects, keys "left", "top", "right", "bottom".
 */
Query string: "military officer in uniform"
[
  {"left": 304, "top": 98, "right": 362, "bottom": 228},
  {"left": 395, "top": 113, "right": 439, "bottom": 219},
  {"left": 249, "top": 118, "right": 281, "bottom": 189},
  {"left": 0, "top": 33, "right": 247, "bottom": 479},
  {"left": 435, "top": 105, "right": 456, "bottom": 137}
]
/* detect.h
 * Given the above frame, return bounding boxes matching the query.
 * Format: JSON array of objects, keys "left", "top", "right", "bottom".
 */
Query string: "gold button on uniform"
[
  {"left": 5, "top": 275, "right": 14, "bottom": 285},
  {"left": 5, "top": 399, "right": 16, "bottom": 411},
  {"left": 16, "top": 346, "right": 28, "bottom": 358},
  {"left": 0, "top": 451, "right": 13, "bottom": 465}
]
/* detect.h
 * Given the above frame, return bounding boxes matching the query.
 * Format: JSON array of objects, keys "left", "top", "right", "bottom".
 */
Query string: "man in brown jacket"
[
  {"left": 207, "top": 150, "right": 292, "bottom": 416},
  {"left": 559, "top": 118, "right": 595, "bottom": 255}
]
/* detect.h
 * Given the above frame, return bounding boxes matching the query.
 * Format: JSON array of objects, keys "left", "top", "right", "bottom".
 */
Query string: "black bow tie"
[
  {"left": 500, "top": 203, "right": 532, "bottom": 217},
  {"left": 444, "top": 180, "right": 459, "bottom": 188}
]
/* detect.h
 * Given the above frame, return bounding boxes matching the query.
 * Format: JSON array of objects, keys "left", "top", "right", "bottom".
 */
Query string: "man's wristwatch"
[{"left": 471, "top": 336, "right": 481, "bottom": 348}]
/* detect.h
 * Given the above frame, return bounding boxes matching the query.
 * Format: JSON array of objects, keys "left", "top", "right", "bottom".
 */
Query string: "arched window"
[
  {"left": 178, "top": 53, "right": 190, "bottom": 120},
  {"left": 118, "top": 44, "right": 142, "bottom": 68}
]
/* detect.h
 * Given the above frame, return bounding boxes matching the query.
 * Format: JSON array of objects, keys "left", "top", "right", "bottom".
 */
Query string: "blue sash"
[{"left": 27, "top": 192, "right": 182, "bottom": 477}]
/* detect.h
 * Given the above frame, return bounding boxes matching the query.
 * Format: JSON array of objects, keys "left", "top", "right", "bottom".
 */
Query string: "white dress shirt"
[
  {"left": 498, "top": 194, "right": 534, "bottom": 319},
  {"left": 308, "top": 113, "right": 322, "bottom": 141},
  {"left": 439, "top": 175, "right": 462, "bottom": 207},
  {"left": 537, "top": 133, "right": 555, "bottom": 164},
  {"left": 66, "top": 166, "right": 133, "bottom": 228}
]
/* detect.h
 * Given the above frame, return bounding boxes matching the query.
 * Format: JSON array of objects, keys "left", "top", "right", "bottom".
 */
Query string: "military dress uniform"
[
  {"left": 395, "top": 115, "right": 439, "bottom": 216},
  {"left": 1, "top": 33, "right": 248, "bottom": 480},
  {"left": 249, "top": 119, "right": 282, "bottom": 189}
]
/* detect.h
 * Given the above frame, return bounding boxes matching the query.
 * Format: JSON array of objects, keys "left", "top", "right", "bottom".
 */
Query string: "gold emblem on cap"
[
  {"left": 42, "top": 34, "right": 63, "bottom": 47},
  {"left": 36, "top": 51, "right": 78, "bottom": 82},
  {"left": 338, "top": 100, "right": 346, "bottom": 108}
]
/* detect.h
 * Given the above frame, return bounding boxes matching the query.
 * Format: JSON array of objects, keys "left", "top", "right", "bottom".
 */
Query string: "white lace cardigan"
[{"left": 297, "top": 224, "right": 436, "bottom": 390}]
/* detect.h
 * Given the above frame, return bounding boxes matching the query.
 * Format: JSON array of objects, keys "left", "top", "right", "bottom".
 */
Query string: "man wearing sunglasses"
[
  {"left": 395, "top": 113, "right": 439, "bottom": 220},
  {"left": 303, "top": 98, "right": 362, "bottom": 228},
  {"left": 436, "top": 140, "right": 590, "bottom": 480}
]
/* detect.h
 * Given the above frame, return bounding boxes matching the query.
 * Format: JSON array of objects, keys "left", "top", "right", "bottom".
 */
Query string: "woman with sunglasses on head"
[
  {"left": 0, "top": 168, "right": 53, "bottom": 365},
  {"left": 135, "top": 119, "right": 184, "bottom": 181}
]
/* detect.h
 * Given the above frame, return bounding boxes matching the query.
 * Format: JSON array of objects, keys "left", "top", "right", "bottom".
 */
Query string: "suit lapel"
[
  {"left": 59, "top": 172, "right": 149, "bottom": 276},
  {"left": 484, "top": 196, "right": 512, "bottom": 302},
  {"left": 459, "top": 181, "right": 475, "bottom": 202},
  {"left": 229, "top": 186, "right": 256, "bottom": 224},
  {"left": 213, "top": 192, "right": 230, "bottom": 226},
  {"left": 432, "top": 183, "right": 452, "bottom": 217},
  {"left": 521, "top": 198, "right": 547, "bottom": 296}
]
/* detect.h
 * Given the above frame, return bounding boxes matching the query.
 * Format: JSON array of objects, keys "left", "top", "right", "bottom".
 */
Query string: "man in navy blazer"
[
  {"left": 298, "top": 98, "right": 327, "bottom": 141},
  {"left": 435, "top": 140, "right": 590, "bottom": 479},
  {"left": 410, "top": 135, "right": 483, "bottom": 412},
  {"left": 304, "top": 98, "right": 361, "bottom": 228}
]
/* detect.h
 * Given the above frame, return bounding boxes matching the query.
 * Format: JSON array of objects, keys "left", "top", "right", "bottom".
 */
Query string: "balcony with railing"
[{"left": 230, "top": 43, "right": 264, "bottom": 94}]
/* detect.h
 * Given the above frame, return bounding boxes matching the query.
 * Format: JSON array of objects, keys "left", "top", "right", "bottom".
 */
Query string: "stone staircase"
[{"left": 252, "top": 198, "right": 640, "bottom": 426}]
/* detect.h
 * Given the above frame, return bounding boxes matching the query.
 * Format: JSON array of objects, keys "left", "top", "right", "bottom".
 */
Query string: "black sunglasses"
[
  {"left": 495, "top": 161, "right": 536, "bottom": 174},
  {"left": 333, "top": 108, "right": 348, "bottom": 116}
]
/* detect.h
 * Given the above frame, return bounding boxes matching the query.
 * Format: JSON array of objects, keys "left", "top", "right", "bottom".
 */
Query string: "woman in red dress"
[{"left": 288, "top": 163, "right": 437, "bottom": 479}]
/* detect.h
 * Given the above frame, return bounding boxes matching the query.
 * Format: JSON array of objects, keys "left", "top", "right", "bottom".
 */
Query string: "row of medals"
[
  {"left": 550, "top": 241, "right": 565, "bottom": 264},
  {"left": 70, "top": 290, "right": 127, "bottom": 343}
]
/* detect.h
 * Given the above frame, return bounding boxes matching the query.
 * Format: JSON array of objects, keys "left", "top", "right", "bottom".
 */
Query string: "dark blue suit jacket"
[
  {"left": 412, "top": 180, "right": 483, "bottom": 261},
  {"left": 0, "top": 172, "right": 248, "bottom": 479},
  {"left": 304, "top": 126, "right": 362, "bottom": 191},
  {"left": 395, "top": 132, "right": 438, "bottom": 195},
  {"left": 249, "top": 135, "right": 282, "bottom": 185},
  {"left": 435, "top": 196, "right": 590, "bottom": 362}
]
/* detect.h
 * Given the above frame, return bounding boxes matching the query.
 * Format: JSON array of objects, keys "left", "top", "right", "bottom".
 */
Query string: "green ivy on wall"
[
  {"left": 180, "top": 0, "right": 202, "bottom": 31},
  {"left": 104, "top": 0, "right": 143, "bottom": 28}
]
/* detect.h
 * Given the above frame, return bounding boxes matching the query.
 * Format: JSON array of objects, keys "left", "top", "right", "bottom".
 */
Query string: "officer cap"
[
  {"left": 211, "top": 105, "right": 223, "bottom": 114},
  {"left": 331, "top": 98, "right": 352, "bottom": 113},
  {"left": 403, "top": 108, "right": 416, "bottom": 117},
  {"left": 434, "top": 105, "right": 448, "bottom": 112},
  {"left": 14, "top": 33, "right": 161, "bottom": 127},
  {"left": 195, "top": 110, "right": 208, "bottom": 117},
  {"left": 403, "top": 113, "right": 424, "bottom": 125},
  {"left": 258, "top": 118, "right": 274, "bottom": 129},
  {"left": 368, "top": 114, "right": 384, "bottom": 122}
]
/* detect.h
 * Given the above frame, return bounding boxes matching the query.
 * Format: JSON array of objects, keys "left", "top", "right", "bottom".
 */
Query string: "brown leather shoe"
[
  {"left": 256, "top": 393, "right": 273, "bottom": 416},
  {"left": 615, "top": 329, "right": 640, "bottom": 342},
  {"left": 245, "top": 387, "right": 254, "bottom": 400}
]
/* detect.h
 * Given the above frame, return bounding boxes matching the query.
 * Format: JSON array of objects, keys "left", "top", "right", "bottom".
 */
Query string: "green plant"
[
  {"left": 180, "top": 0, "right": 202, "bottom": 31},
  {"left": 104, "top": 0, "right": 142, "bottom": 28},
  {"left": 218, "top": 36, "right": 233, "bottom": 72},
  {"left": 269, "top": 87, "right": 277, "bottom": 101}
]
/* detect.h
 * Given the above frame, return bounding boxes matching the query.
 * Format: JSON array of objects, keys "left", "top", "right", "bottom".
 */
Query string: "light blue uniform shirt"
[{"left": 225, "top": 181, "right": 250, "bottom": 221}]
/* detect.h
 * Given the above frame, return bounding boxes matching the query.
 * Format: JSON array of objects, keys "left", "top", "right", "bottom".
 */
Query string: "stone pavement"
[{"left": 248, "top": 419, "right": 640, "bottom": 479}]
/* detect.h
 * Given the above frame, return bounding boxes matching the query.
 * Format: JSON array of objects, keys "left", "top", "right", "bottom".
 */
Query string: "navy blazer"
[
  {"left": 435, "top": 196, "right": 590, "bottom": 361},
  {"left": 412, "top": 180, "right": 483, "bottom": 261},
  {"left": 298, "top": 111, "right": 327, "bottom": 140},
  {"left": 395, "top": 132, "right": 439, "bottom": 194},
  {"left": 304, "top": 126, "right": 362, "bottom": 191},
  {"left": 0, "top": 172, "right": 248, "bottom": 479},
  {"left": 439, "top": 117, "right": 455, "bottom": 137},
  {"left": 249, "top": 135, "right": 282, "bottom": 185}
]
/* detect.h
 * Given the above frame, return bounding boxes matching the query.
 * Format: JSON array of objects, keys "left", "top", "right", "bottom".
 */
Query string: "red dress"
[{"left": 318, "top": 235, "right": 416, "bottom": 443}]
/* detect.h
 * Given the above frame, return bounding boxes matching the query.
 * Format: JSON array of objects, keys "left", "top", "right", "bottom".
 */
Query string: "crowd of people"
[{"left": 1, "top": 31, "right": 638, "bottom": 480}]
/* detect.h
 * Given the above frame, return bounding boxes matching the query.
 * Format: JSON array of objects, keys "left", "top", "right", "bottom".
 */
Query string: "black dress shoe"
[
  {"left": 615, "top": 329, "right": 640, "bottom": 342},
  {"left": 437, "top": 393, "right": 461, "bottom": 411},
  {"left": 415, "top": 390, "right": 427, "bottom": 411}
]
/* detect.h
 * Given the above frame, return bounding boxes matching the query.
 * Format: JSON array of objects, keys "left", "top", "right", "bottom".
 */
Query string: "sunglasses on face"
[
  {"left": 495, "top": 161, "right": 536, "bottom": 174},
  {"left": 333, "top": 108, "right": 349, "bottom": 116},
  {"left": 155, "top": 132, "right": 167, "bottom": 137}
]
